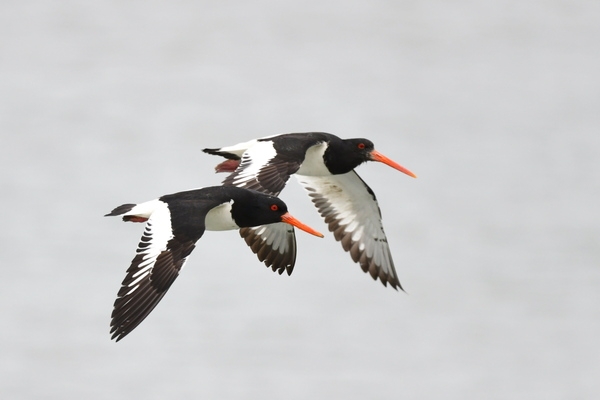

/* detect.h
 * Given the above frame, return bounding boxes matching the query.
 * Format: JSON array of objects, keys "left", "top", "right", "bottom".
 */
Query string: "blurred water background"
[{"left": 1, "top": 1, "right": 599, "bottom": 399}]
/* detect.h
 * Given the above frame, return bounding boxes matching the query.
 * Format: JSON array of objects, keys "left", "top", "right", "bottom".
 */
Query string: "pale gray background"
[{"left": 1, "top": 1, "right": 599, "bottom": 399}]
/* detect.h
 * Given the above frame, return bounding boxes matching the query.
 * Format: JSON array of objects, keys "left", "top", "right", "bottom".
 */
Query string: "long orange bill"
[
  {"left": 280, "top": 213, "right": 324, "bottom": 238},
  {"left": 370, "top": 150, "right": 417, "bottom": 178}
]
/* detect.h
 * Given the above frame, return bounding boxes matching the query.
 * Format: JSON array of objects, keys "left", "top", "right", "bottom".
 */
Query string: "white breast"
[
  {"left": 204, "top": 201, "right": 238, "bottom": 231},
  {"left": 296, "top": 142, "right": 330, "bottom": 176}
]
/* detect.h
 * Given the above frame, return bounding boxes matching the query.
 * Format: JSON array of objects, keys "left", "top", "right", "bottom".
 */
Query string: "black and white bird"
[
  {"left": 203, "top": 132, "right": 416, "bottom": 291},
  {"left": 105, "top": 185, "right": 323, "bottom": 341}
]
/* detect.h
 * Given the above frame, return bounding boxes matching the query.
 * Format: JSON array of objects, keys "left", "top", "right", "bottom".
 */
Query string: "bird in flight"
[
  {"left": 106, "top": 185, "right": 323, "bottom": 341},
  {"left": 204, "top": 132, "right": 416, "bottom": 290}
]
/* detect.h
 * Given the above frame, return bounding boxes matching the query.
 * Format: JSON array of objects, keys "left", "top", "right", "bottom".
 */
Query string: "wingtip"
[
  {"left": 110, "top": 328, "right": 122, "bottom": 342},
  {"left": 387, "top": 277, "right": 405, "bottom": 293},
  {"left": 393, "top": 283, "right": 406, "bottom": 293},
  {"left": 110, "top": 323, "right": 133, "bottom": 342},
  {"left": 111, "top": 334, "right": 124, "bottom": 342},
  {"left": 382, "top": 273, "right": 405, "bottom": 293}
]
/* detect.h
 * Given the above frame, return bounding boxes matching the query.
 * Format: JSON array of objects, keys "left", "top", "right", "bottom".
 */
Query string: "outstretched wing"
[
  {"left": 295, "top": 171, "right": 402, "bottom": 290},
  {"left": 110, "top": 202, "right": 201, "bottom": 341},
  {"left": 218, "top": 140, "right": 302, "bottom": 275},
  {"left": 239, "top": 223, "right": 297, "bottom": 275},
  {"left": 220, "top": 140, "right": 300, "bottom": 196}
]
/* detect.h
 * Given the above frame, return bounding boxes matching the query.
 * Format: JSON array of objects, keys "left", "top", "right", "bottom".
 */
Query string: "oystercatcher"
[
  {"left": 106, "top": 185, "right": 323, "bottom": 341},
  {"left": 203, "top": 132, "right": 416, "bottom": 290}
]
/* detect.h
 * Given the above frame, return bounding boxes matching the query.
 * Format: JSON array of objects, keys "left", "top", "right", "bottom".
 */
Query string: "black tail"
[
  {"left": 104, "top": 203, "right": 136, "bottom": 217},
  {"left": 202, "top": 148, "right": 240, "bottom": 160}
]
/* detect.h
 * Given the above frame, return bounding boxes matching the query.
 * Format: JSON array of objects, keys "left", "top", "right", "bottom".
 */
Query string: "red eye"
[
  {"left": 270, "top": 204, "right": 279, "bottom": 211},
  {"left": 358, "top": 143, "right": 366, "bottom": 149}
]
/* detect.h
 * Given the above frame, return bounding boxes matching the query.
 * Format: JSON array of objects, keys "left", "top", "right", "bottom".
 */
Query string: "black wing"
[{"left": 110, "top": 202, "right": 203, "bottom": 341}]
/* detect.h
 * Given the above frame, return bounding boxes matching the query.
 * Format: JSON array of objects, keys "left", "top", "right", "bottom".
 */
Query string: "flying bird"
[
  {"left": 203, "top": 132, "right": 416, "bottom": 290},
  {"left": 106, "top": 185, "right": 323, "bottom": 341}
]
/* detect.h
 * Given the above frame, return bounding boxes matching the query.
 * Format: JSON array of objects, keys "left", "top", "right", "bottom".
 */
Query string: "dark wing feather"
[
  {"left": 239, "top": 224, "right": 297, "bottom": 275},
  {"left": 295, "top": 171, "right": 403, "bottom": 290},
  {"left": 222, "top": 152, "right": 299, "bottom": 195},
  {"left": 218, "top": 140, "right": 302, "bottom": 274},
  {"left": 110, "top": 202, "right": 203, "bottom": 341}
]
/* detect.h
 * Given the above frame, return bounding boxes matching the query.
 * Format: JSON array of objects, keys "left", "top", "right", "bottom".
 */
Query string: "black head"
[
  {"left": 324, "top": 138, "right": 375, "bottom": 174},
  {"left": 229, "top": 188, "right": 324, "bottom": 237},
  {"left": 324, "top": 137, "right": 417, "bottom": 178},
  {"left": 230, "top": 191, "right": 288, "bottom": 228}
]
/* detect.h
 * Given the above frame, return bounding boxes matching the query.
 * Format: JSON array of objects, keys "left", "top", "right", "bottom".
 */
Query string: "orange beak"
[
  {"left": 370, "top": 150, "right": 417, "bottom": 178},
  {"left": 280, "top": 213, "right": 324, "bottom": 238}
]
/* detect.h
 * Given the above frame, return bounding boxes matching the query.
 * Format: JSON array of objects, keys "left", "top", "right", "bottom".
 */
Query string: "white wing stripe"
[
  {"left": 231, "top": 141, "right": 277, "bottom": 185},
  {"left": 131, "top": 264, "right": 153, "bottom": 279},
  {"left": 123, "top": 285, "right": 140, "bottom": 297},
  {"left": 122, "top": 201, "right": 174, "bottom": 291},
  {"left": 127, "top": 270, "right": 151, "bottom": 288}
]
